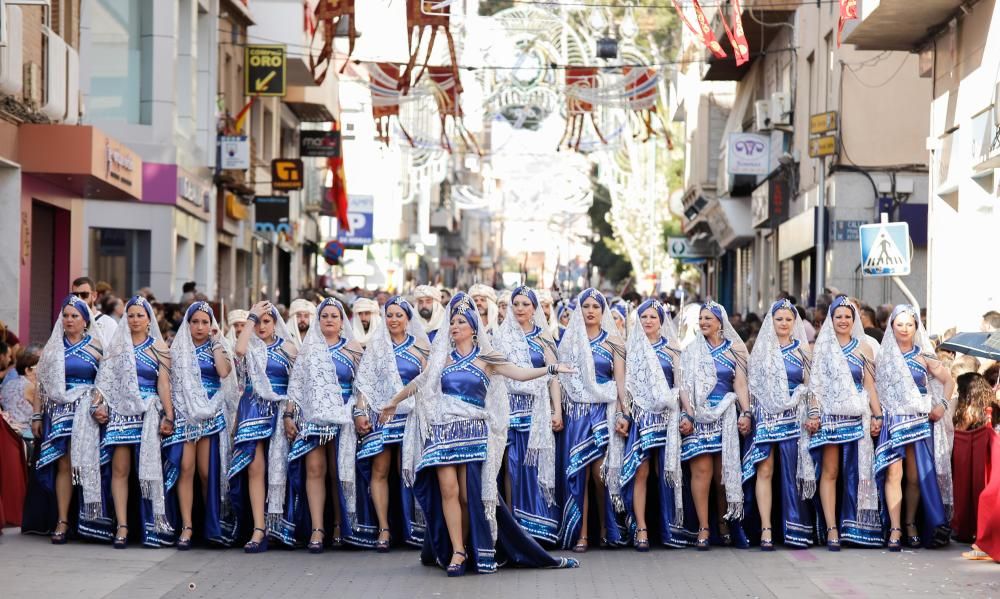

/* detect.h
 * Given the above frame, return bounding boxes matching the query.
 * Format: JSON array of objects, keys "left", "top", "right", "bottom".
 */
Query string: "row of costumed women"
[{"left": 21, "top": 287, "right": 954, "bottom": 576}]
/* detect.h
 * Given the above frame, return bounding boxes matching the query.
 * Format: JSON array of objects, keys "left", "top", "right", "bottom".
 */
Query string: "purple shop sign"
[{"left": 727, "top": 132, "right": 771, "bottom": 176}]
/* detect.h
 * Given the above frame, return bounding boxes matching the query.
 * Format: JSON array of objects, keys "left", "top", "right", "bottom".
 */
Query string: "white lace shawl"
[
  {"left": 267, "top": 299, "right": 356, "bottom": 526},
  {"left": 170, "top": 304, "right": 241, "bottom": 512},
  {"left": 556, "top": 290, "right": 627, "bottom": 508},
  {"left": 354, "top": 302, "right": 429, "bottom": 414},
  {"left": 875, "top": 305, "right": 953, "bottom": 514},
  {"left": 492, "top": 292, "right": 557, "bottom": 506},
  {"left": 807, "top": 298, "right": 879, "bottom": 517},
  {"left": 625, "top": 303, "right": 682, "bottom": 521},
  {"left": 748, "top": 301, "right": 815, "bottom": 498},
  {"left": 94, "top": 297, "right": 171, "bottom": 532},
  {"left": 678, "top": 302, "right": 747, "bottom": 520},
  {"left": 400, "top": 294, "right": 511, "bottom": 542}
]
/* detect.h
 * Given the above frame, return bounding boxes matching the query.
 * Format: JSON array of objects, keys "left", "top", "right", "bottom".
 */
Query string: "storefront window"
[
  {"left": 88, "top": 0, "right": 151, "bottom": 124},
  {"left": 89, "top": 228, "right": 151, "bottom": 298}
]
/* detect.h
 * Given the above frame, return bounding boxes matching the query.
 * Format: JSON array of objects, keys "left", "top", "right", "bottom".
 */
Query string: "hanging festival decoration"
[
  {"left": 369, "top": 63, "right": 415, "bottom": 147},
  {"left": 399, "top": 0, "right": 461, "bottom": 96},
  {"left": 558, "top": 67, "right": 607, "bottom": 152},
  {"left": 838, "top": 0, "right": 858, "bottom": 46},
  {"left": 427, "top": 66, "right": 481, "bottom": 155},
  {"left": 623, "top": 67, "right": 670, "bottom": 145},
  {"left": 310, "top": 0, "right": 357, "bottom": 84},
  {"left": 670, "top": 0, "right": 726, "bottom": 60},
  {"left": 721, "top": 0, "right": 750, "bottom": 66}
]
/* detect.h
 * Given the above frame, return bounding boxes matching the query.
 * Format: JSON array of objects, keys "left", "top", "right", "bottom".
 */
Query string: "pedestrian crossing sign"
[{"left": 859, "top": 220, "right": 910, "bottom": 277}]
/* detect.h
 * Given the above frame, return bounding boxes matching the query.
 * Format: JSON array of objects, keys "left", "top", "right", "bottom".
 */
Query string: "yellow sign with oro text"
[{"left": 245, "top": 45, "right": 286, "bottom": 96}]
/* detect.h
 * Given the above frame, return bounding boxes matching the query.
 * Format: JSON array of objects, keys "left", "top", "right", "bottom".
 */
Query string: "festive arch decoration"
[
  {"left": 558, "top": 67, "right": 606, "bottom": 152},
  {"left": 399, "top": 0, "right": 461, "bottom": 97},
  {"left": 369, "top": 62, "right": 414, "bottom": 147},
  {"left": 310, "top": 0, "right": 357, "bottom": 83},
  {"left": 427, "top": 66, "right": 481, "bottom": 155}
]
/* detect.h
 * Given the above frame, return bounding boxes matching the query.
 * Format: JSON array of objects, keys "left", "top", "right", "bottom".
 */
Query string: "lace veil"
[{"left": 354, "top": 297, "right": 429, "bottom": 413}]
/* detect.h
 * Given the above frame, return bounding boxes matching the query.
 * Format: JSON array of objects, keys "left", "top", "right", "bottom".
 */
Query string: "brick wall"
[{"left": 2, "top": 1, "right": 80, "bottom": 115}]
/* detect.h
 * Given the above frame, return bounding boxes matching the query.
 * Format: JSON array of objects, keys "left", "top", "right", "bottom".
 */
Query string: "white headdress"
[
  {"left": 413, "top": 285, "right": 445, "bottom": 332},
  {"left": 626, "top": 299, "right": 683, "bottom": 521},
  {"left": 284, "top": 299, "right": 316, "bottom": 348},
  {"left": 678, "top": 301, "right": 746, "bottom": 520},
  {"left": 876, "top": 304, "right": 952, "bottom": 515},
  {"left": 351, "top": 297, "right": 382, "bottom": 345},
  {"left": 224, "top": 309, "right": 249, "bottom": 350},
  {"left": 469, "top": 283, "right": 500, "bottom": 333},
  {"left": 493, "top": 286, "right": 556, "bottom": 505},
  {"left": 355, "top": 297, "right": 428, "bottom": 414}
]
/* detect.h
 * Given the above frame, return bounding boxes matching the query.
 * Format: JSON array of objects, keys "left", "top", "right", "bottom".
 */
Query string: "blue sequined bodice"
[
  {"left": 394, "top": 335, "right": 423, "bottom": 385},
  {"left": 525, "top": 325, "right": 547, "bottom": 368},
  {"left": 196, "top": 341, "right": 221, "bottom": 394},
  {"left": 266, "top": 338, "right": 292, "bottom": 394},
  {"left": 782, "top": 340, "right": 805, "bottom": 393},
  {"left": 591, "top": 331, "right": 613, "bottom": 384},
  {"left": 441, "top": 347, "right": 489, "bottom": 408},
  {"left": 134, "top": 337, "right": 159, "bottom": 394},
  {"left": 842, "top": 338, "right": 865, "bottom": 392},
  {"left": 328, "top": 338, "right": 356, "bottom": 403},
  {"left": 709, "top": 339, "right": 736, "bottom": 398},
  {"left": 903, "top": 346, "right": 928, "bottom": 394},
  {"left": 652, "top": 337, "right": 675, "bottom": 388},
  {"left": 64, "top": 335, "right": 98, "bottom": 388}
]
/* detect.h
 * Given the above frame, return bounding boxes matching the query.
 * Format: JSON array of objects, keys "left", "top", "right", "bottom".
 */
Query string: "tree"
[
  {"left": 587, "top": 171, "right": 633, "bottom": 285},
  {"left": 479, "top": 0, "right": 516, "bottom": 16}
]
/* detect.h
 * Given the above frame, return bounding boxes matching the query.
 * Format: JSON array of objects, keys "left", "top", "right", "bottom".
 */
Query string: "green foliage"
[
  {"left": 587, "top": 171, "right": 633, "bottom": 284},
  {"left": 479, "top": 0, "right": 516, "bottom": 16}
]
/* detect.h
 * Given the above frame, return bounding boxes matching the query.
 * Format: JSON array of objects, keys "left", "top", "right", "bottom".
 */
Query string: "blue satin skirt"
[
  {"left": 678, "top": 430, "right": 752, "bottom": 548},
  {"left": 874, "top": 413, "right": 951, "bottom": 547},
  {"left": 809, "top": 439, "right": 883, "bottom": 547},
  {"left": 227, "top": 393, "right": 278, "bottom": 542},
  {"left": 506, "top": 426, "right": 560, "bottom": 544},
  {"left": 620, "top": 406, "right": 685, "bottom": 547},
  {"left": 98, "top": 438, "right": 175, "bottom": 547},
  {"left": 161, "top": 412, "right": 234, "bottom": 546},
  {"left": 556, "top": 402, "right": 626, "bottom": 549},
  {"left": 20, "top": 401, "right": 114, "bottom": 541}
]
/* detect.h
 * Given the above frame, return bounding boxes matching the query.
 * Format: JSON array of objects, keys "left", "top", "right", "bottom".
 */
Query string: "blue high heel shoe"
[
  {"left": 888, "top": 527, "right": 902, "bottom": 552},
  {"left": 760, "top": 527, "right": 775, "bottom": 552},
  {"left": 447, "top": 550, "right": 467, "bottom": 577},
  {"left": 696, "top": 527, "right": 710, "bottom": 551},
  {"left": 244, "top": 527, "right": 269, "bottom": 554},
  {"left": 826, "top": 527, "right": 841, "bottom": 552}
]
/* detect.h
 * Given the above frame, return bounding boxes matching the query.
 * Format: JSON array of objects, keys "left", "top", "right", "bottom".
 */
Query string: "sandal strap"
[
  {"left": 378, "top": 528, "right": 391, "bottom": 533},
  {"left": 453, "top": 550, "right": 467, "bottom": 558},
  {"left": 312, "top": 528, "right": 325, "bottom": 534},
  {"left": 181, "top": 526, "right": 193, "bottom": 532},
  {"left": 253, "top": 527, "right": 267, "bottom": 533}
]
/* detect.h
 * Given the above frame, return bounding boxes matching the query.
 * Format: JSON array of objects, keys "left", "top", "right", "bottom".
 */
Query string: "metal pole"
[{"left": 815, "top": 156, "right": 826, "bottom": 302}]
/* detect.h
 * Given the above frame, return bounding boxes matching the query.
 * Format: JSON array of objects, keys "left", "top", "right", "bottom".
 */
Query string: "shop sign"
[
  {"left": 300, "top": 129, "right": 342, "bottom": 158},
  {"left": 177, "top": 174, "right": 211, "bottom": 214},
  {"left": 105, "top": 139, "right": 137, "bottom": 189},
  {"left": 254, "top": 195, "right": 292, "bottom": 235},
  {"left": 245, "top": 45, "right": 286, "bottom": 96},
  {"left": 225, "top": 193, "right": 249, "bottom": 221},
  {"left": 219, "top": 136, "right": 250, "bottom": 170},
  {"left": 667, "top": 236, "right": 716, "bottom": 259},
  {"left": 833, "top": 219, "right": 867, "bottom": 241},
  {"left": 337, "top": 195, "right": 374, "bottom": 247},
  {"left": 271, "top": 158, "right": 303, "bottom": 191},
  {"left": 727, "top": 132, "right": 770, "bottom": 176}
]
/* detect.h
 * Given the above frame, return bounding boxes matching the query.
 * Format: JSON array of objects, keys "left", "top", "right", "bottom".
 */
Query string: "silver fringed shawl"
[
  {"left": 492, "top": 293, "right": 557, "bottom": 506},
  {"left": 678, "top": 303, "right": 746, "bottom": 520},
  {"left": 875, "top": 305, "right": 953, "bottom": 516}
]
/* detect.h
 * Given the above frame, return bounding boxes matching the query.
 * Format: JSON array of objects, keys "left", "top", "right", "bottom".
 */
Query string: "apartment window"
[{"left": 88, "top": 0, "right": 152, "bottom": 124}]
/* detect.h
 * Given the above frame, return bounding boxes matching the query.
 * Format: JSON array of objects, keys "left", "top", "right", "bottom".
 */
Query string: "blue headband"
[
  {"left": 579, "top": 288, "right": 606, "bottom": 311},
  {"left": 61, "top": 295, "right": 91, "bottom": 326},
  {"left": 890, "top": 304, "right": 919, "bottom": 327},
  {"left": 511, "top": 286, "right": 538, "bottom": 309},
  {"left": 125, "top": 295, "right": 153, "bottom": 321},
  {"left": 637, "top": 299, "right": 665, "bottom": 323},
  {"left": 386, "top": 296, "right": 413, "bottom": 320},
  {"left": 829, "top": 295, "right": 855, "bottom": 318},
  {"left": 770, "top": 298, "right": 796, "bottom": 317},
  {"left": 318, "top": 297, "right": 344, "bottom": 318},
  {"left": 185, "top": 301, "right": 214, "bottom": 322},
  {"left": 612, "top": 304, "right": 627, "bottom": 319},
  {"left": 449, "top": 292, "right": 479, "bottom": 333},
  {"left": 701, "top": 301, "right": 724, "bottom": 323}
]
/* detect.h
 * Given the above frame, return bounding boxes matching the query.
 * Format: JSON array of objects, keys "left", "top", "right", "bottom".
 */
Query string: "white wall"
[{"left": 0, "top": 165, "right": 21, "bottom": 329}]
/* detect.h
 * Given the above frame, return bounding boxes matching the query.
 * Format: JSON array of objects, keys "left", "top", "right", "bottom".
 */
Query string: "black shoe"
[
  {"left": 447, "top": 551, "right": 467, "bottom": 577},
  {"left": 51, "top": 520, "right": 69, "bottom": 545},
  {"left": 244, "top": 527, "right": 269, "bottom": 554},
  {"left": 696, "top": 527, "right": 710, "bottom": 552},
  {"left": 888, "top": 527, "right": 902, "bottom": 552},
  {"left": 634, "top": 527, "right": 650, "bottom": 553},
  {"left": 307, "top": 528, "right": 325, "bottom": 554},
  {"left": 760, "top": 527, "right": 775, "bottom": 552},
  {"left": 176, "top": 526, "right": 193, "bottom": 551},
  {"left": 376, "top": 528, "right": 391, "bottom": 553},
  {"left": 113, "top": 524, "right": 128, "bottom": 549}
]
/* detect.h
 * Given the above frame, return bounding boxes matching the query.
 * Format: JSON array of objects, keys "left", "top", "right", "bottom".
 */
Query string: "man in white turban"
[
  {"left": 413, "top": 284, "right": 445, "bottom": 341},
  {"left": 497, "top": 290, "right": 512, "bottom": 325},
  {"left": 285, "top": 298, "right": 316, "bottom": 348},
  {"left": 351, "top": 297, "right": 382, "bottom": 346},
  {"left": 469, "top": 283, "right": 499, "bottom": 335},
  {"left": 225, "top": 309, "right": 249, "bottom": 351},
  {"left": 537, "top": 288, "right": 556, "bottom": 332}
]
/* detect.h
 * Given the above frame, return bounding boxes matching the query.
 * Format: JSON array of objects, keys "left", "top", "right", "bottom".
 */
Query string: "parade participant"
[
  {"left": 225, "top": 310, "right": 250, "bottom": 351},
  {"left": 228, "top": 301, "right": 296, "bottom": 553},
  {"left": 497, "top": 290, "right": 511, "bottom": 326},
  {"left": 556, "top": 288, "right": 629, "bottom": 552},
  {"left": 611, "top": 303, "right": 628, "bottom": 338},
  {"left": 25, "top": 296, "right": 110, "bottom": 543},
  {"left": 92, "top": 296, "right": 175, "bottom": 548},
  {"left": 469, "top": 284, "right": 500, "bottom": 335},
  {"left": 351, "top": 297, "right": 382, "bottom": 346},
  {"left": 537, "top": 289, "right": 555, "bottom": 330},
  {"left": 678, "top": 301, "right": 752, "bottom": 550},
  {"left": 270, "top": 298, "right": 362, "bottom": 552},
  {"left": 380, "top": 293, "right": 578, "bottom": 576},
  {"left": 743, "top": 299, "right": 816, "bottom": 550},
  {"left": 166, "top": 302, "right": 240, "bottom": 548},
  {"left": 492, "top": 286, "right": 562, "bottom": 543},
  {"left": 285, "top": 299, "right": 316, "bottom": 349},
  {"left": 71, "top": 277, "right": 117, "bottom": 346},
  {"left": 620, "top": 299, "right": 685, "bottom": 550},
  {"left": 875, "top": 305, "right": 955, "bottom": 549},
  {"left": 553, "top": 299, "right": 576, "bottom": 345},
  {"left": 414, "top": 285, "right": 446, "bottom": 343},
  {"left": 354, "top": 296, "right": 430, "bottom": 551},
  {"left": 808, "top": 296, "right": 882, "bottom": 549}
]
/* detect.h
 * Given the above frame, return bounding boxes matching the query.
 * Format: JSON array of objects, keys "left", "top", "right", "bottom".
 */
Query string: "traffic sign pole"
[
  {"left": 876, "top": 213, "right": 921, "bottom": 315},
  {"left": 816, "top": 155, "right": 826, "bottom": 301}
]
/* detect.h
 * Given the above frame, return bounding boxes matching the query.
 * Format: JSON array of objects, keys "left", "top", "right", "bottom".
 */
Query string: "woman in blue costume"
[
  {"left": 556, "top": 288, "right": 630, "bottom": 552},
  {"left": 875, "top": 305, "right": 955, "bottom": 550},
  {"left": 553, "top": 300, "right": 575, "bottom": 346},
  {"left": 380, "top": 292, "right": 578, "bottom": 576},
  {"left": 25, "top": 295, "right": 110, "bottom": 543},
  {"left": 743, "top": 299, "right": 816, "bottom": 550},
  {"left": 92, "top": 296, "right": 175, "bottom": 548},
  {"left": 619, "top": 299, "right": 685, "bottom": 550},
  {"left": 807, "top": 296, "right": 883, "bottom": 550},
  {"left": 166, "top": 302, "right": 240, "bottom": 548},
  {"left": 353, "top": 296, "right": 430, "bottom": 551},
  {"left": 493, "top": 286, "right": 563, "bottom": 545},
  {"left": 269, "top": 298, "right": 362, "bottom": 552},
  {"left": 228, "top": 301, "right": 297, "bottom": 553},
  {"left": 678, "top": 302, "right": 752, "bottom": 550}
]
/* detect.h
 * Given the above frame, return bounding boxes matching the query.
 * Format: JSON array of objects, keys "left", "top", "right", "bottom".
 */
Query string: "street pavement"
[{"left": 1, "top": 530, "right": 997, "bottom": 599}]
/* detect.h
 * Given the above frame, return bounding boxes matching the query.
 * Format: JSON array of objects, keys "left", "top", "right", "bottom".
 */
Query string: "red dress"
[
  {"left": 0, "top": 416, "right": 27, "bottom": 528},
  {"left": 976, "top": 424, "right": 1000, "bottom": 561},
  {"left": 952, "top": 426, "right": 993, "bottom": 541}
]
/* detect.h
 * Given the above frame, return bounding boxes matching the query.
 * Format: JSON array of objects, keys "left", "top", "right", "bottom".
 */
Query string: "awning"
[
  {"left": 702, "top": 6, "right": 795, "bottom": 82},
  {"left": 844, "top": 0, "right": 965, "bottom": 51}
]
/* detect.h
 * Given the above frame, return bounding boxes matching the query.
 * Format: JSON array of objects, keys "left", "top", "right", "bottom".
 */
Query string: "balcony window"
[{"left": 88, "top": 0, "right": 152, "bottom": 124}]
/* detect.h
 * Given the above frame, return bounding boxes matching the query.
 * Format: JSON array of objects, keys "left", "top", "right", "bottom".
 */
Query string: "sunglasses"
[{"left": 72, "top": 291, "right": 91, "bottom": 300}]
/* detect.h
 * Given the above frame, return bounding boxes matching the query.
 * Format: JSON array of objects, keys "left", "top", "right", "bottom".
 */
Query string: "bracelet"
[
  {"left": 352, "top": 407, "right": 366, "bottom": 419},
  {"left": 740, "top": 410, "right": 752, "bottom": 420},
  {"left": 247, "top": 313, "right": 260, "bottom": 324},
  {"left": 31, "top": 413, "right": 43, "bottom": 423},
  {"left": 614, "top": 411, "right": 625, "bottom": 420},
  {"left": 282, "top": 411, "right": 296, "bottom": 420},
  {"left": 547, "top": 364, "right": 558, "bottom": 376},
  {"left": 680, "top": 412, "right": 695, "bottom": 425},
  {"left": 871, "top": 414, "right": 884, "bottom": 421},
  {"left": 807, "top": 407, "right": 820, "bottom": 419}
]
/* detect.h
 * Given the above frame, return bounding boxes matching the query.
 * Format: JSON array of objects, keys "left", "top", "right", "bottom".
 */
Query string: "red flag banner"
[
  {"left": 670, "top": 0, "right": 727, "bottom": 59},
  {"left": 838, "top": 0, "right": 858, "bottom": 46},
  {"left": 325, "top": 121, "right": 349, "bottom": 230},
  {"left": 726, "top": 0, "right": 750, "bottom": 66}
]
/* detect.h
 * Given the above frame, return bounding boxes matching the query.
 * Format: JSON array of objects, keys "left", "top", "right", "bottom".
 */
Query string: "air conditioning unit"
[
  {"left": 754, "top": 99, "right": 772, "bottom": 131},
  {"left": 770, "top": 92, "right": 791, "bottom": 126},
  {"left": 0, "top": 5, "right": 23, "bottom": 96},
  {"left": 40, "top": 27, "right": 79, "bottom": 123}
]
